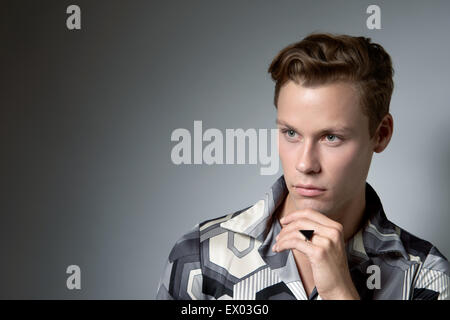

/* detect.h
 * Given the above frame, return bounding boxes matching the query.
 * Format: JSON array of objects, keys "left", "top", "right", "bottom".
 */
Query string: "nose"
[{"left": 295, "top": 139, "right": 321, "bottom": 174}]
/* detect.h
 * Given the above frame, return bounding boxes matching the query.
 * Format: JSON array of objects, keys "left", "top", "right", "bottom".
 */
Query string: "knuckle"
[
  {"left": 314, "top": 247, "right": 325, "bottom": 260},
  {"left": 323, "top": 237, "right": 332, "bottom": 249},
  {"left": 330, "top": 228, "right": 341, "bottom": 241}
]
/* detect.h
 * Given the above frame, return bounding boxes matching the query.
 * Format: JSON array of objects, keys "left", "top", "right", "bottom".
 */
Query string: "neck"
[{"left": 278, "top": 184, "right": 367, "bottom": 244}]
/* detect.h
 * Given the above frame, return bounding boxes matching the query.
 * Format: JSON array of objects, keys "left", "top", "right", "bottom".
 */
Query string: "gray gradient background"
[{"left": 1, "top": 0, "right": 449, "bottom": 299}]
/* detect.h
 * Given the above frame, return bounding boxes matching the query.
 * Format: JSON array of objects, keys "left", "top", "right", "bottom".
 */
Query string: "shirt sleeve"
[
  {"left": 412, "top": 247, "right": 450, "bottom": 300},
  {"left": 156, "top": 223, "right": 209, "bottom": 300}
]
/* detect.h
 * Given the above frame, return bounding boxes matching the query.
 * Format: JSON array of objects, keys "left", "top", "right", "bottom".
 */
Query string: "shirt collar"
[{"left": 220, "top": 174, "right": 409, "bottom": 261}]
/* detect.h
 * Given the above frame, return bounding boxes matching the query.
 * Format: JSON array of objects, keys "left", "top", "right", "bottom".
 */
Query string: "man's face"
[{"left": 277, "top": 80, "right": 376, "bottom": 218}]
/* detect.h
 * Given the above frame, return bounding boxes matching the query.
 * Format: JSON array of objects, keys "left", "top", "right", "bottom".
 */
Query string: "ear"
[{"left": 373, "top": 113, "right": 394, "bottom": 153}]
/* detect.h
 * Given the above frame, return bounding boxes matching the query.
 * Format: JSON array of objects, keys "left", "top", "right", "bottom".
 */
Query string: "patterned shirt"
[{"left": 156, "top": 175, "right": 450, "bottom": 300}]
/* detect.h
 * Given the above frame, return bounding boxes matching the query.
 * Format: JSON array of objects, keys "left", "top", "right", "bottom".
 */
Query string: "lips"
[
  {"left": 294, "top": 184, "right": 325, "bottom": 191},
  {"left": 293, "top": 184, "right": 326, "bottom": 197}
]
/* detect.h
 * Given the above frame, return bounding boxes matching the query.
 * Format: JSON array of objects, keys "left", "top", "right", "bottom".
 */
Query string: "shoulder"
[
  {"left": 397, "top": 225, "right": 449, "bottom": 272},
  {"left": 168, "top": 204, "right": 253, "bottom": 262},
  {"left": 361, "top": 213, "right": 450, "bottom": 299},
  {"left": 397, "top": 225, "right": 450, "bottom": 299},
  {"left": 155, "top": 223, "right": 203, "bottom": 299},
  {"left": 372, "top": 212, "right": 448, "bottom": 269},
  {"left": 168, "top": 223, "right": 201, "bottom": 263},
  {"left": 159, "top": 205, "right": 254, "bottom": 300}
]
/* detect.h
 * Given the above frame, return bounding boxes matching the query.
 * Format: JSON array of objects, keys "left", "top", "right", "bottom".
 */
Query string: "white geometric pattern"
[
  {"left": 187, "top": 269, "right": 203, "bottom": 300},
  {"left": 209, "top": 232, "right": 265, "bottom": 279}
]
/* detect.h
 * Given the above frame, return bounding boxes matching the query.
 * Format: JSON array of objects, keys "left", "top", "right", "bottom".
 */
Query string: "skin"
[{"left": 272, "top": 80, "right": 394, "bottom": 300}]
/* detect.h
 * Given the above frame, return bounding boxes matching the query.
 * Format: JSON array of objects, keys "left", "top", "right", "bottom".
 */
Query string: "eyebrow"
[{"left": 275, "top": 119, "right": 354, "bottom": 135}]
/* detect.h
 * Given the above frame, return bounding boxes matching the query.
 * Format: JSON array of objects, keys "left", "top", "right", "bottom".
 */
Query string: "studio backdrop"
[{"left": 1, "top": 0, "right": 450, "bottom": 299}]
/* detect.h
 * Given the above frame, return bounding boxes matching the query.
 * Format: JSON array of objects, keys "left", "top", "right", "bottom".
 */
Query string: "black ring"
[{"left": 299, "top": 230, "right": 314, "bottom": 241}]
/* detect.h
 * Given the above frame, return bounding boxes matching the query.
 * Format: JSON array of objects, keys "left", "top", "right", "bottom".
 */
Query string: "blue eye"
[
  {"left": 281, "top": 129, "right": 297, "bottom": 140},
  {"left": 287, "top": 130, "right": 296, "bottom": 138},
  {"left": 325, "top": 134, "right": 343, "bottom": 144},
  {"left": 280, "top": 129, "right": 343, "bottom": 145}
]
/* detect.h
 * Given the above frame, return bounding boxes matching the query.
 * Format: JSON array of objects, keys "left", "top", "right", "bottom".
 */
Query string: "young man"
[{"left": 156, "top": 33, "right": 449, "bottom": 300}]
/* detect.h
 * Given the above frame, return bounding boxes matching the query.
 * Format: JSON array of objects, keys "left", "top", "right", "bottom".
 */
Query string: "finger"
[
  {"left": 276, "top": 227, "right": 331, "bottom": 248},
  {"left": 277, "top": 217, "right": 326, "bottom": 240},
  {"left": 278, "top": 218, "right": 343, "bottom": 245},
  {"left": 280, "top": 209, "right": 343, "bottom": 231},
  {"left": 273, "top": 231, "right": 317, "bottom": 256},
  {"left": 276, "top": 227, "right": 314, "bottom": 245},
  {"left": 280, "top": 209, "right": 335, "bottom": 227},
  {"left": 275, "top": 231, "right": 335, "bottom": 263}
]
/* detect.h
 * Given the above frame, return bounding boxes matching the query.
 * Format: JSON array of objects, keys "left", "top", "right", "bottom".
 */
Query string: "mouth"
[{"left": 293, "top": 184, "right": 326, "bottom": 197}]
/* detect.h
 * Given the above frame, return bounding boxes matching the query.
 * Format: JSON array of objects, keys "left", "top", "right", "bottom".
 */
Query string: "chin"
[{"left": 292, "top": 198, "right": 331, "bottom": 215}]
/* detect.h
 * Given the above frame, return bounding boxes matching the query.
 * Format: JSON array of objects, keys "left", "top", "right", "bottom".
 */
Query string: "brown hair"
[{"left": 268, "top": 33, "right": 394, "bottom": 138}]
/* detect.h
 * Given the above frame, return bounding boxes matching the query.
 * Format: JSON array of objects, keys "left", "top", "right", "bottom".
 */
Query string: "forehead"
[{"left": 277, "top": 81, "right": 366, "bottom": 132}]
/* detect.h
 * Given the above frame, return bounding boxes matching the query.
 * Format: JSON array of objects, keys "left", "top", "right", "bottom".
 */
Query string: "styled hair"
[{"left": 268, "top": 33, "right": 394, "bottom": 138}]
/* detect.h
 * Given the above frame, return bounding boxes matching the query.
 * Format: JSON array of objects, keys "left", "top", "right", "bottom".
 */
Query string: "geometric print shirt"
[{"left": 156, "top": 175, "right": 450, "bottom": 300}]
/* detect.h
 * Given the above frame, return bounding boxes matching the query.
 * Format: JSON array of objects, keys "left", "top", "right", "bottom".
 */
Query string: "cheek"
[
  {"left": 278, "top": 139, "right": 295, "bottom": 165},
  {"left": 323, "top": 143, "right": 368, "bottom": 178}
]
